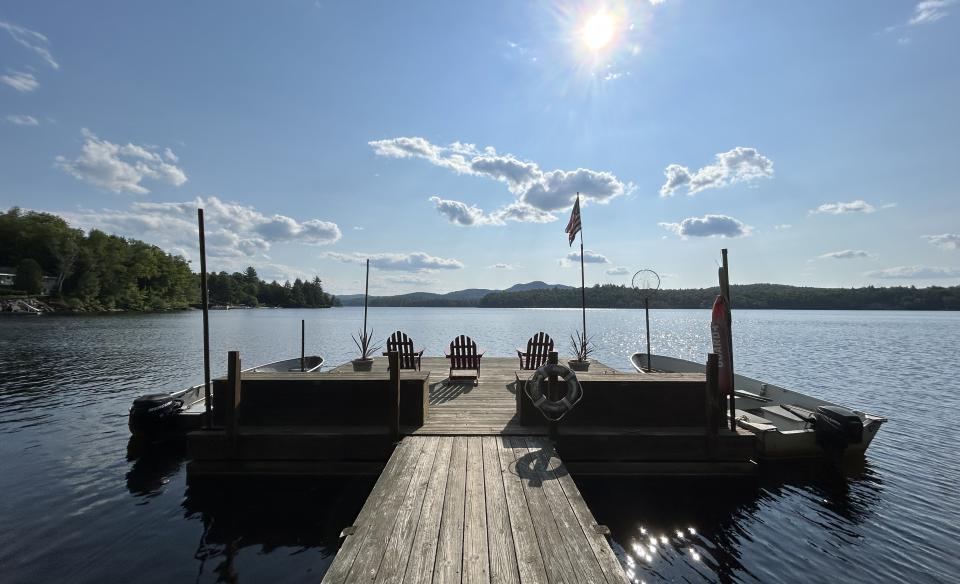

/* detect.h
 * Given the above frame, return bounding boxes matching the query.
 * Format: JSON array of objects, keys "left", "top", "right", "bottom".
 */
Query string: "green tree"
[{"left": 14, "top": 258, "right": 42, "bottom": 294}]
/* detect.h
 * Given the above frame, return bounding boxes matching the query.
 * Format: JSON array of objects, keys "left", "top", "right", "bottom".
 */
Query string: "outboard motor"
[
  {"left": 128, "top": 394, "right": 183, "bottom": 437},
  {"left": 813, "top": 405, "right": 863, "bottom": 452}
]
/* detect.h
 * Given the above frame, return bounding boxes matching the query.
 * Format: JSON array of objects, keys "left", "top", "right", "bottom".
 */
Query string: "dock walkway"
[{"left": 321, "top": 435, "right": 627, "bottom": 584}]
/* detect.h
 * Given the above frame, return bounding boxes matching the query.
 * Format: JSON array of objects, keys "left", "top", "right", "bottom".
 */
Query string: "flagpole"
[{"left": 578, "top": 194, "right": 586, "bottom": 344}]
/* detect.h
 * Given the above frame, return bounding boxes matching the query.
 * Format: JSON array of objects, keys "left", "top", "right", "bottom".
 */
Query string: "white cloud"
[
  {"left": 162, "top": 147, "right": 179, "bottom": 162},
  {"left": 562, "top": 249, "right": 609, "bottom": 266},
  {"left": 809, "top": 200, "right": 877, "bottom": 215},
  {"left": 908, "top": 0, "right": 955, "bottom": 25},
  {"left": 522, "top": 167, "right": 626, "bottom": 211},
  {"left": 370, "top": 136, "right": 630, "bottom": 218},
  {"left": 4, "top": 114, "right": 38, "bottom": 125},
  {"left": 774, "top": 224, "right": 792, "bottom": 230},
  {"left": 659, "top": 214, "right": 751, "bottom": 238},
  {"left": 493, "top": 202, "right": 557, "bottom": 224},
  {"left": 489, "top": 263, "right": 516, "bottom": 270},
  {"left": 922, "top": 234, "right": 960, "bottom": 250},
  {"left": 60, "top": 196, "right": 341, "bottom": 266},
  {"left": 0, "top": 20, "right": 59, "bottom": 69},
  {"left": 817, "top": 250, "right": 872, "bottom": 260},
  {"left": 659, "top": 147, "right": 774, "bottom": 197},
  {"left": 865, "top": 265, "right": 960, "bottom": 279},
  {"left": 428, "top": 196, "right": 557, "bottom": 227},
  {"left": 134, "top": 196, "right": 341, "bottom": 246},
  {"left": 429, "top": 196, "right": 499, "bottom": 226},
  {"left": 55, "top": 129, "right": 188, "bottom": 194},
  {"left": 321, "top": 251, "right": 463, "bottom": 272},
  {"left": 1, "top": 70, "right": 39, "bottom": 93},
  {"left": 606, "top": 266, "right": 630, "bottom": 275}
]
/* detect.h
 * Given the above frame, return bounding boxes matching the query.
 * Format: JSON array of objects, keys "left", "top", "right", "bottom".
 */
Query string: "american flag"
[{"left": 564, "top": 195, "right": 581, "bottom": 246}]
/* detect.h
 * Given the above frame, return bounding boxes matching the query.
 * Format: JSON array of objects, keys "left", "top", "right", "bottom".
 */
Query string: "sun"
[{"left": 581, "top": 11, "right": 617, "bottom": 52}]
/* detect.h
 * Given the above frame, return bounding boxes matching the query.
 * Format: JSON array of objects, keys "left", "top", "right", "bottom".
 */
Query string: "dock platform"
[
  {"left": 323, "top": 357, "right": 618, "bottom": 435},
  {"left": 321, "top": 435, "right": 627, "bottom": 584}
]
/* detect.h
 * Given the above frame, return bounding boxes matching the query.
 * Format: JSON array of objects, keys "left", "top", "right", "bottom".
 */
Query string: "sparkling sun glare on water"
[{"left": 581, "top": 11, "right": 617, "bottom": 51}]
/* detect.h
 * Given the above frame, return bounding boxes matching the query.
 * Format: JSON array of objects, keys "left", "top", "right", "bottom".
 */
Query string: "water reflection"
[
  {"left": 181, "top": 479, "right": 372, "bottom": 583},
  {"left": 125, "top": 438, "right": 185, "bottom": 496},
  {"left": 124, "top": 439, "right": 374, "bottom": 583},
  {"left": 579, "top": 457, "right": 884, "bottom": 584}
]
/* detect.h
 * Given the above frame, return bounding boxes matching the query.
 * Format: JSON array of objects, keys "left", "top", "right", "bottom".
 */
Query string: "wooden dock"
[
  {"left": 321, "top": 435, "right": 627, "bottom": 584},
  {"left": 188, "top": 352, "right": 758, "bottom": 582}
]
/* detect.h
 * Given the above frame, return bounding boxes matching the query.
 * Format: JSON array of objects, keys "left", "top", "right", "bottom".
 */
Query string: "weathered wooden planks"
[
  {"left": 323, "top": 435, "right": 627, "bottom": 584},
  {"left": 374, "top": 437, "right": 440, "bottom": 584},
  {"left": 481, "top": 436, "right": 520, "bottom": 584},
  {"left": 433, "top": 436, "right": 467, "bottom": 583},
  {"left": 402, "top": 437, "right": 454, "bottom": 584}
]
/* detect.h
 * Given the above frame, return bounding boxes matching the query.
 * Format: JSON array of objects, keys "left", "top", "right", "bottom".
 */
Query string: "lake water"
[{"left": 1, "top": 307, "right": 957, "bottom": 583}]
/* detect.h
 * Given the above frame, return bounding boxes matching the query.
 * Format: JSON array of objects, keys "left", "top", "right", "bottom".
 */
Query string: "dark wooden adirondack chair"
[
  {"left": 517, "top": 332, "right": 554, "bottom": 370},
  {"left": 445, "top": 334, "right": 484, "bottom": 382},
  {"left": 385, "top": 330, "right": 424, "bottom": 370}
]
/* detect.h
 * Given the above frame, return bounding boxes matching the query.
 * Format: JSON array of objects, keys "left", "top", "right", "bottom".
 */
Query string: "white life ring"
[{"left": 525, "top": 363, "right": 583, "bottom": 421}]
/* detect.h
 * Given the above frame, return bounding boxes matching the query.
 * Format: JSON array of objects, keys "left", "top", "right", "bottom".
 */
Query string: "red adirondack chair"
[
  {"left": 385, "top": 330, "right": 424, "bottom": 370},
  {"left": 517, "top": 331, "right": 554, "bottom": 370},
  {"left": 445, "top": 334, "right": 484, "bottom": 382}
]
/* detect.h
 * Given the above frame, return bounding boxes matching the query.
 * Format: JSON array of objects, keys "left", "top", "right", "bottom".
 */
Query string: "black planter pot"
[{"left": 352, "top": 358, "right": 374, "bottom": 372}]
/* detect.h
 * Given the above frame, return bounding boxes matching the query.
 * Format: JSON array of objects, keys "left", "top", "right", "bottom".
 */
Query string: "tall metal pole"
[
  {"left": 645, "top": 297, "right": 652, "bottom": 371},
  {"left": 300, "top": 319, "right": 305, "bottom": 372},
  {"left": 578, "top": 194, "right": 586, "bottom": 348},
  {"left": 198, "top": 209, "right": 212, "bottom": 429},
  {"left": 363, "top": 259, "right": 370, "bottom": 335}
]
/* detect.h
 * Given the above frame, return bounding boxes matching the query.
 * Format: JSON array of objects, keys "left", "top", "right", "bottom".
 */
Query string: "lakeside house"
[{"left": 0, "top": 267, "right": 59, "bottom": 295}]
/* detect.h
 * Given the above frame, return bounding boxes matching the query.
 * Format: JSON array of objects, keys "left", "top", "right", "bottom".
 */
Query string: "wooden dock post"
[
  {"left": 720, "top": 248, "right": 737, "bottom": 431},
  {"left": 226, "top": 350, "right": 242, "bottom": 454},
  {"left": 705, "top": 352, "right": 720, "bottom": 456},
  {"left": 300, "top": 319, "right": 305, "bottom": 372},
  {"left": 387, "top": 350, "right": 400, "bottom": 442}
]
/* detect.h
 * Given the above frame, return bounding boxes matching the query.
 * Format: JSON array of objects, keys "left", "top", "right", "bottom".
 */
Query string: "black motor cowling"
[
  {"left": 814, "top": 405, "right": 863, "bottom": 451},
  {"left": 128, "top": 393, "right": 183, "bottom": 436}
]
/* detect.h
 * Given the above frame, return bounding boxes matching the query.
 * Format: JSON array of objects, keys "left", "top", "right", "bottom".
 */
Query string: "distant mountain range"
[{"left": 337, "top": 281, "right": 573, "bottom": 307}]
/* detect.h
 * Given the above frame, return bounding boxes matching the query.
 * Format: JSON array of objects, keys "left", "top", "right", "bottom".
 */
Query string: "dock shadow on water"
[
  {"left": 576, "top": 457, "right": 884, "bottom": 584},
  {"left": 125, "top": 443, "right": 373, "bottom": 583},
  {"left": 182, "top": 478, "right": 373, "bottom": 584}
]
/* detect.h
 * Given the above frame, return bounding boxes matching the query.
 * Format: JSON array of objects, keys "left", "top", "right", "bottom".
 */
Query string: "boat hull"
[
  {"left": 128, "top": 355, "right": 324, "bottom": 441},
  {"left": 630, "top": 353, "right": 886, "bottom": 460}
]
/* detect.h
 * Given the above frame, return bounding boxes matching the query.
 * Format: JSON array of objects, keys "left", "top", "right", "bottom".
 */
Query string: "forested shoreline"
[
  {"left": 478, "top": 283, "right": 960, "bottom": 310},
  {"left": 0, "top": 208, "right": 338, "bottom": 312}
]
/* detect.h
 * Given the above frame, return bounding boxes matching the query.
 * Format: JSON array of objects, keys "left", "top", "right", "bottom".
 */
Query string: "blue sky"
[{"left": 1, "top": 1, "right": 958, "bottom": 294}]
